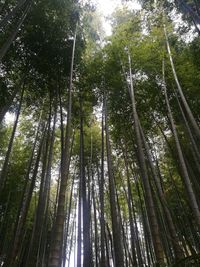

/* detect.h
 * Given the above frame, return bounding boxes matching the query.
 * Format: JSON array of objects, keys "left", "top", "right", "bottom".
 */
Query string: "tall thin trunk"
[
  {"left": 27, "top": 98, "right": 57, "bottom": 267},
  {"left": 0, "top": 2, "right": 31, "bottom": 61},
  {"left": 139, "top": 122, "right": 184, "bottom": 260},
  {"left": 106, "top": 223, "right": 115, "bottom": 266},
  {"left": 0, "top": 191, "right": 11, "bottom": 257},
  {"left": 164, "top": 22, "right": 200, "bottom": 139},
  {"left": 99, "top": 96, "right": 106, "bottom": 267},
  {"left": 168, "top": 170, "right": 197, "bottom": 255},
  {"left": 0, "top": 87, "right": 24, "bottom": 192},
  {"left": 138, "top": 182, "right": 154, "bottom": 266},
  {"left": 77, "top": 166, "right": 82, "bottom": 267},
  {"left": 175, "top": 93, "right": 200, "bottom": 172},
  {"left": 36, "top": 102, "right": 57, "bottom": 267},
  {"left": 3, "top": 112, "right": 45, "bottom": 267},
  {"left": 67, "top": 208, "right": 76, "bottom": 267},
  {"left": 155, "top": 119, "right": 200, "bottom": 254},
  {"left": 63, "top": 169, "right": 75, "bottom": 267},
  {"left": 162, "top": 59, "right": 200, "bottom": 227},
  {"left": 124, "top": 152, "right": 144, "bottom": 266},
  {"left": 92, "top": 175, "right": 99, "bottom": 267},
  {"left": 105, "top": 98, "right": 124, "bottom": 267},
  {"left": 58, "top": 86, "right": 64, "bottom": 164},
  {"left": 127, "top": 52, "right": 164, "bottom": 264},
  {"left": 62, "top": 130, "right": 76, "bottom": 262},
  {"left": 88, "top": 130, "right": 96, "bottom": 267},
  {"left": 48, "top": 25, "right": 77, "bottom": 267},
  {"left": 26, "top": 104, "right": 52, "bottom": 266},
  {"left": 121, "top": 148, "right": 139, "bottom": 267},
  {"left": 79, "top": 99, "right": 92, "bottom": 267},
  {"left": 115, "top": 183, "right": 133, "bottom": 266}
]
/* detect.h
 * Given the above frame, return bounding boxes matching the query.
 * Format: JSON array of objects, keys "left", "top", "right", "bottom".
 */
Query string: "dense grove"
[{"left": 0, "top": 0, "right": 200, "bottom": 266}]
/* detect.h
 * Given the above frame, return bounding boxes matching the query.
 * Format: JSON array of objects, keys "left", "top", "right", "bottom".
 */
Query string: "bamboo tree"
[
  {"left": 89, "top": 123, "right": 99, "bottom": 267},
  {"left": 105, "top": 98, "right": 124, "bottom": 267},
  {"left": 175, "top": 93, "right": 200, "bottom": 173},
  {"left": 48, "top": 25, "right": 77, "bottom": 267},
  {"left": 99, "top": 96, "right": 106, "bottom": 267},
  {"left": 162, "top": 59, "right": 200, "bottom": 227},
  {"left": 67, "top": 205, "right": 76, "bottom": 267},
  {"left": 127, "top": 52, "right": 165, "bottom": 265},
  {"left": 139, "top": 121, "right": 184, "bottom": 261},
  {"left": 34, "top": 100, "right": 57, "bottom": 267},
  {"left": 0, "top": 87, "right": 24, "bottom": 192},
  {"left": 92, "top": 173, "right": 99, "bottom": 267},
  {"left": 77, "top": 167, "right": 82, "bottom": 267},
  {"left": 26, "top": 103, "right": 52, "bottom": 266},
  {"left": 79, "top": 99, "right": 92, "bottom": 267},
  {"left": 0, "top": 2, "right": 31, "bottom": 61},
  {"left": 2, "top": 111, "right": 45, "bottom": 267},
  {"left": 115, "top": 179, "right": 133, "bottom": 267},
  {"left": 125, "top": 157, "right": 144, "bottom": 267},
  {"left": 63, "top": 168, "right": 75, "bottom": 267},
  {"left": 121, "top": 145, "right": 140, "bottom": 267},
  {"left": 163, "top": 22, "right": 200, "bottom": 139}
]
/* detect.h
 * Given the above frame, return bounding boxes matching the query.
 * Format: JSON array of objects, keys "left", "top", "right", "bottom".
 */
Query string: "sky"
[{"left": 94, "top": 0, "right": 141, "bottom": 35}]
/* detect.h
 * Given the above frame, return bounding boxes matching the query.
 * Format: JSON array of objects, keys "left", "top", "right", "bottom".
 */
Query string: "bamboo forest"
[{"left": 1, "top": 0, "right": 200, "bottom": 266}]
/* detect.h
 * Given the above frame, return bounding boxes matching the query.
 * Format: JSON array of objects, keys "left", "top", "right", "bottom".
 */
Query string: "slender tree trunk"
[
  {"left": 124, "top": 154, "right": 144, "bottom": 266},
  {"left": 0, "top": 191, "right": 11, "bottom": 257},
  {"left": 48, "top": 25, "right": 77, "bottom": 267},
  {"left": 26, "top": 104, "right": 52, "bottom": 266},
  {"left": 62, "top": 132, "right": 76, "bottom": 262},
  {"left": 175, "top": 93, "right": 200, "bottom": 171},
  {"left": 63, "top": 170, "right": 75, "bottom": 267},
  {"left": 0, "top": 2, "right": 31, "bottom": 61},
  {"left": 79, "top": 98, "right": 92, "bottom": 267},
  {"left": 43, "top": 101, "right": 58, "bottom": 257},
  {"left": 99, "top": 96, "right": 106, "bottom": 267},
  {"left": 155, "top": 120, "right": 200, "bottom": 254},
  {"left": 77, "top": 165, "right": 82, "bottom": 267},
  {"left": 106, "top": 223, "right": 115, "bottom": 266},
  {"left": 58, "top": 86, "right": 64, "bottom": 164},
  {"left": 67, "top": 209, "right": 76, "bottom": 267},
  {"left": 115, "top": 184, "right": 133, "bottom": 267},
  {"left": 164, "top": 23, "right": 200, "bottom": 139},
  {"left": 3, "top": 111, "right": 44, "bottom": 267},
  {"left": 104, "top": 227, "right": 110, "bottom": 267},
  {"left": 139, "top": 121, "right": 184, "bottom": 261},
  {"left": 162, "top": 59, "right": 200, "bottom": 227},
  {"left": 92, "top": 175, "right": 99, "bottom": 267},
  {"left": 139, "top": 184, "right": 154, "bottom": 266},
  {"left": 105, "top": 98, "right": 124, "bottom": 267},
  {"left": 168, "top": 170, "right": 198, "bottom": 255},
  {"left": 121, "top": 146, "right": 138, "bottom": 266},
  {"left": 0, "top": 87, "right": 24, "bottom": 192},
  {"left": 127, "top": 52, "right": 164, "bottom": 264}
]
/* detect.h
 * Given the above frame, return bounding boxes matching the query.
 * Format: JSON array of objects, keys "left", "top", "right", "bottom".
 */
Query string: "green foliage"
[{"left": 1, "top": 1, "right": 200, "bottom": 266}]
